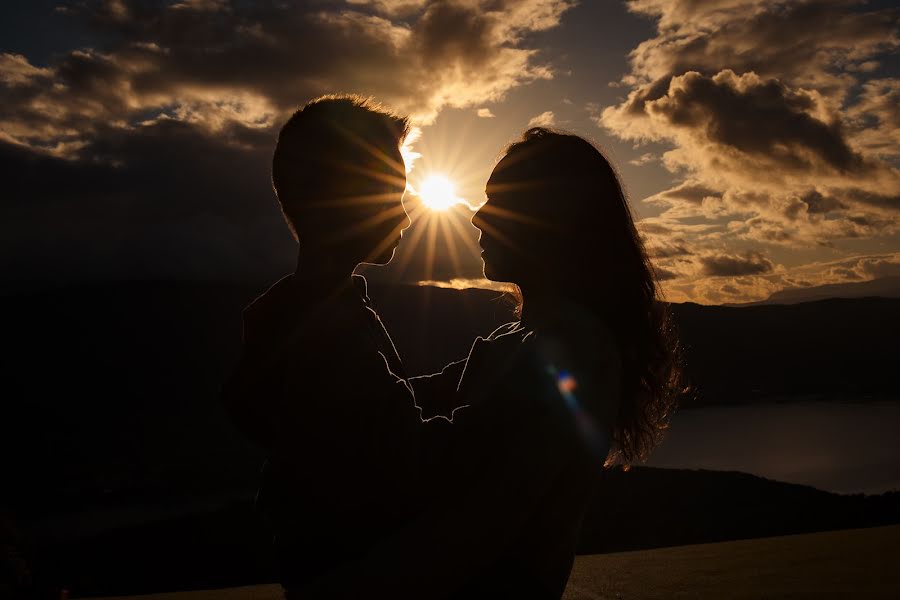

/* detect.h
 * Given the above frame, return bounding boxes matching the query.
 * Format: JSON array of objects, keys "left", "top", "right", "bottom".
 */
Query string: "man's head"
[{"left": 272, "top": 95, "right": 411, "bottom": 265}]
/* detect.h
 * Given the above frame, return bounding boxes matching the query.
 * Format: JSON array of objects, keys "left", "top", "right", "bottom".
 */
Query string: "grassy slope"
[{"left": 87, "top": 525, "right": 900, "bottom": 600}]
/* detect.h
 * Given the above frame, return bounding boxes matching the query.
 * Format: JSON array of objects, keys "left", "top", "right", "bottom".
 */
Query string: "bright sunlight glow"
[{"left": 419, "top": 174, "right": 460, "bottom": 211}]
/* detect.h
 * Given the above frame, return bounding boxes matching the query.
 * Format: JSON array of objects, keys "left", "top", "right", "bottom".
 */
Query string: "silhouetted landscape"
[
  {"left": 5, "top": 1, "right": 900, "bottom": 597},
  {"left": 2, "top": 280, "right": 898, "bottom": 597}
]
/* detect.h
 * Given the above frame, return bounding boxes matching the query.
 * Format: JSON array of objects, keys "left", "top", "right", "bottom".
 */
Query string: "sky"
[{"left": 1, "top": 0, "right": 898, "bottom": 303}]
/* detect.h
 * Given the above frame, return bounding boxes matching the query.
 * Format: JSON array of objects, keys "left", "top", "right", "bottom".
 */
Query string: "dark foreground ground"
[
  {"left": 85, "top": 525, "right": 900, "bottom": 600},
  {"left": 9, "top": 466, "right": 897, "bottom": 598},
  {"left": 3, "top": 282, "right": 899, "bottom": 597}
]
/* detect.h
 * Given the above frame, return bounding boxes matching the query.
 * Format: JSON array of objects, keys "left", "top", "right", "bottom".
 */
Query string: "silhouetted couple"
[{"left": 223, "top": 95, "right": 681, "bottom": 599}]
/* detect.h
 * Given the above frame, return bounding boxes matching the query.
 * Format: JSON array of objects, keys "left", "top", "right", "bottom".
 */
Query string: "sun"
[{"left": 419, "top": 174, "right": 460, "bottom": 211}]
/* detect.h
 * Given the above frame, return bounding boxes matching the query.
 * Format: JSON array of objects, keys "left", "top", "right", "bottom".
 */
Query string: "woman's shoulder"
[
  {"left": 529, "top": 305, "right": 623, "bottom": 431},
  {"left": 546, "top": 304, "right": 620, "bottom": 365}
]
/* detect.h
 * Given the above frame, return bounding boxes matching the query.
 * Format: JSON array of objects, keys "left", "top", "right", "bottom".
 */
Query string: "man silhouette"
[{"left": 222, "top": 95, "right": 452, "bottom": 595}]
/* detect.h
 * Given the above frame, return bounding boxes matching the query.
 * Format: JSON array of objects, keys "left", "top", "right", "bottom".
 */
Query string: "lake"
[{"left": 645, "top": 400, "right": 900, "bottom": 495}]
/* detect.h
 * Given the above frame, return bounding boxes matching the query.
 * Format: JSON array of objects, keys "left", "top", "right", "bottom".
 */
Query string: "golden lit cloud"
[{"left": 598, "top": 0, "right": 900, "bottom": 303}]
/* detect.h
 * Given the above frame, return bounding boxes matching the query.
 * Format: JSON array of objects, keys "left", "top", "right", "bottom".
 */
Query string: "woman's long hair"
[{"left": 489, "top": 128, "right": 684, "bottom": 465}]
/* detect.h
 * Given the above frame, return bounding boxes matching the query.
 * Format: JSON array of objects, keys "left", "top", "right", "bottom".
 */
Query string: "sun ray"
[
  {"left": 391, "top": 204, "right": 431, "bottom": 275},
  {"left": 438, "top": 210, "right": 479, "bottom": 314},
  {"left": 423, "top": 213, "right": 439, "bottom": 281},
  {"left": 438, "top": 216, "right": 463, "bottom": 277},
  {"left": 444, "top": 209, "right": 484, "bottom": 258},
  {"left": 332, "top": 121, "right": 407, "bottom": 178},
  {"left": 305, "top": 192, "right": 406, "bottom": 208},
  {"left": 338, "top": 163, "right": 408, "bottom": 189},
  {"left": 484, "top": 179, "right": 546, "bottom": 195},
  {"left": 472, "top": 216, "right": 527, "bottom": 258},
  {"left": 328, "top": 203, "right": 408, "bottom": 242},
  {"left": 476, "top": 201, "right": 548, "bottom": 226}
]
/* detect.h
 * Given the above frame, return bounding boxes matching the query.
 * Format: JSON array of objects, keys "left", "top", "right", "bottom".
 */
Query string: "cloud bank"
[{"left": 600, "top": 0, "right": 900, "bottom": 303}]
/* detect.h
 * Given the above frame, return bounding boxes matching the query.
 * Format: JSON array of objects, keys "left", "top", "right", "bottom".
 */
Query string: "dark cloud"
[
  {"left": 0, "top": 120, "right": 293, "bottom": 291},
  {"left": 797, "top": 191, "right": 846, "bottom": 216},
  {"left": 840, "top": 188, "right": 900, "bottom": 213},
  {"left": 625, "top": 0, "right": 898, "bottom": 95},
  {"left": 607, "top": 69, "right": 873, "bottom": 180},
  {"left": 649, "top": 181, "right": 721, "bottom": 205},
  {"left": 652, "top": 71, "right": 865, "bottom": 174},
  {"left": 648, "top": 243, "right": 690, "bottom": 259},
  {"left": 700, "top": 251, "right": 774, "bottom": 277},
  {"left": 1, "top": 0, "right": 574, "bottom": 153},
  {"left": 654, "top": 266, "right": 680, "bottom": 281}
]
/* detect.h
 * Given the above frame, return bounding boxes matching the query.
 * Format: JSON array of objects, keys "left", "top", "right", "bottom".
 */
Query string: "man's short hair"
[{"left": 272, "top": 95, "right": 410, "bottom": 240}]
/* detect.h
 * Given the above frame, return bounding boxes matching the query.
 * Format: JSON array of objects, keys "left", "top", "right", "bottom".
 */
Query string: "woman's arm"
[{"left": 407, "top": 357, "right": 468, "bottom": 421}]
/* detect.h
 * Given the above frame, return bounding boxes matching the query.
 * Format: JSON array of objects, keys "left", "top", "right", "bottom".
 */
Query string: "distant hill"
[
  {"left": 581, "top": 466, "right": 899, "bottom": 555},
  {"left": 729, "top": 275, "right": 900, "bottom": 306},
  {"left": 668, "top": 296, "right": 900, "bottom": 404}
]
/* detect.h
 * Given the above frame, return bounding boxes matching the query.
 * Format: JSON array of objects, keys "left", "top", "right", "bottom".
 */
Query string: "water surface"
[{"left": 646, "top": 400, "right": 900, "bottom": 494}]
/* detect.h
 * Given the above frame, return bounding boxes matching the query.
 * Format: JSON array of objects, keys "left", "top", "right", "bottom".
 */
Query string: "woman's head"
[
  {"left": 477, "top": 128, "right": 637, "bottom": 291},
  {"left": 475, "top": 127, "right": 682, "bottom": 465}
]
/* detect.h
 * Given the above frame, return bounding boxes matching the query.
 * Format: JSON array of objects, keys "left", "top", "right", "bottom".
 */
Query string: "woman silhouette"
[
  {"left": 473, "top": 126, "right": 681, "bottom": 468},
  {"left": 447, "top": 127, "right": 682, "bottom": 597},
  {"left": 300, "top": 128, "right": 682, "bottom": 599}
]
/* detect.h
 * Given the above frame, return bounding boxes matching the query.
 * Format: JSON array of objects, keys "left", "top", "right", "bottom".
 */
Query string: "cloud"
[
  {"left": 599, "top": 0, "right": 900, "bottom": 302},
  {"left": 416, "top": 277, "right": 514, "bottom": 292},
  {"left": 0, "top": 0, "right": 576, "bottom": 290},
  {"left": 170, "top": 0, "right": 229, "bottom": 11},
  {"left": 699, "top": 251, "right": 774, "bottom": 277},
  {"left": 603, "top": 69, "right": 888, "bottom": 188},
  {"left": 623, "top": 0, "right": 898, "bottom": 98},
  {"left": 0, "top": 120, "right": 294, "bottom": 292},
  {"left": 647, "top": 180, "right": 721, "bottom": 205},
  {"left": 527, "top": 110, "right": 556, "bottom": 127},
  {"left": 0, "top": 0, "right": 576, "bottom": 155},
  {"left": 628, "top": 152, "right": 656, "bottom": 166},
  {"left": 657, "top": 252, "right": 900, "bottom": 305},
  {"left": 345, "top": 0, "right": 429, "bottom": 17},
  {"left": 847, "top": 78, "right": 900, "bottom": 160},
  {"left": 476, "top": 107, "right": 496, "bottom": 118}
]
